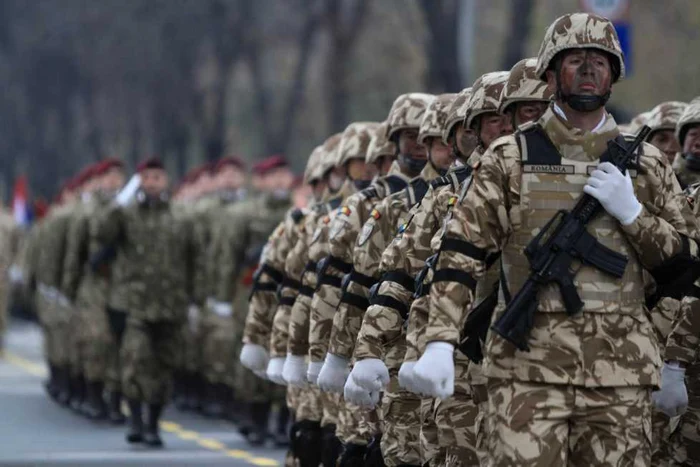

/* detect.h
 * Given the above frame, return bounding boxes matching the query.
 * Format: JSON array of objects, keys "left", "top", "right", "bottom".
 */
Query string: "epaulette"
[
  {"left": 359, "top": 186, "right": 379, "bottom": 200},
  {"left": 384, "top": 175, "right": 409, "bottom": 195},
  {"left": 327, "top": 195, "right": 343, "bottom": 210},
  {"left": 290, "top": 208, "right": 305, "bottom": 224},
  {"left": 408, "top": 178, "right": 430, "bottom": 207}
]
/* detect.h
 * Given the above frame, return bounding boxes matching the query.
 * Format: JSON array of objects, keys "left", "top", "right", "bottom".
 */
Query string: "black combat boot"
[
  {"left": 185, "top": 373, "right": 204, "bottom": 411},
  {"left": 338, "top": 443, "right": 368, "bottom": 467},
  {"left": 245, "top": 402, "right": 271, "bottom": 446},
  {"left": 55, "top": 366, "right": 71, "bottom": 406},
  {"left": 82, "top": 380, "right": 107, "bottom": 420},
  {"left": 44, "top": 364, "right": 59, "bottom": 400},
  {"left": 107, "top": 391, "right": 126, "bottom": 424},
  {"left": 143, "top": 403, "right": 164, "bottom": 447},
  {"left": 173, "top": 372, "right": 188, "bottom": 411},
  {"left": 125, "top": 399, "right": 144, "bottom": 443},
  {"left": 321, "top": 423, "right": 342, "bottom": 466},
  {"left": 69, "top": 374, "right": 86, "bottom": 413},
  {"left": 273, "top": 405, "right": 291, "bottom": 447},
  {"left": 202, "top": 382, "right": 224, "bottom": 418}
]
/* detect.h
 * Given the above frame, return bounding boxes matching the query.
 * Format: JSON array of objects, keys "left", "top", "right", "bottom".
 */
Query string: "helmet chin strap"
[
  {"left": 554, "top": 60, "right": 611, "bottom": 113},
  {"left": 398, "top": 153, "right": 427, "bottom": 177}
]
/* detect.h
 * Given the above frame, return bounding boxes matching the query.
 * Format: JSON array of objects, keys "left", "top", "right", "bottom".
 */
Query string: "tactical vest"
[{"left": 499, "top": 125, "right": 646, "bottom": 315}]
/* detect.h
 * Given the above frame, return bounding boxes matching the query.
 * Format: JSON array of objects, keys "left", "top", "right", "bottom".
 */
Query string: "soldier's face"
[
  {"left": 376, "top": 156, "right": 394, "bottom": 176},
  {"left": 311, "top": 179, "right": 326, "bottom": 200},
  {"left": 428, "top": 138, "right": 454, "bottom": 170},
  {"left": 262, "top": 167, "right": 295, "bottom": 192},
  {"left": 216, "top": 166, "right": 245, "bottom": 191},
  {"left": 346, "top": 159, "right": 375, "bottom": 181},
  {"left": 140, "top": 168, "right": 169, "bottom": 197},
  {"left": 649, "top": 130, "right": 681, "bottom": 164},
  {"left": 454, "top": 126, "right": 479, "bottom": 158},
  {"left": 684, "top": 125, "right": 700, "bottom": 156},
  {"left": 102, "top": 168, "right": 125, "bottom": 193},
  {"left": 479, "top": 112, "right": 512, "bottom": 148},
  {"left": 513, "top": 102, "right": 548, "bottom": 126},
  {"left": 398, "top": 129, "right": 426, "bottom": 160},
  {"left": 551, "top": 50, "right": 612, "bottom": 98}
]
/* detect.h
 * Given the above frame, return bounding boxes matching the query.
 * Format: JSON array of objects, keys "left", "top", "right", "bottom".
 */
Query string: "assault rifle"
[{"left": 490, "top": 125, "right": 651, "bottom": 351}]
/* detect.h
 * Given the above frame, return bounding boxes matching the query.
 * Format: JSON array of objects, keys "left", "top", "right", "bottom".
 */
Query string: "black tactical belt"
[
  {"left": 305, "top": 261, "right": 318, "bottom": 274},
  {"left": 440, "top": 237, "right": 489, "bottom": 262},
  {"left": 369, "top": 294, "right": 409, "bottom": 320},
  {"left": 348, "top": 270, "right": 376, "bottom": 290},
  {"left": 340, "top": 291, "right": 370, "bottom": 311},
  {"left": 299, "top": 285, "right": 315, "bottom": 297},
  {"left": 431, "top": 268, "right": 477, "bottom": 292},
  {"left": 326, "top": 256, "right": 353, "bottom": 275},
  {"left": 253, "top": 283, "right": 278, "bottom": 293},
  {"left": 279, "top": 296, "right": 296, "bottom": 307},
  {"left": 260, "top": 264, "right": 284, "bottom": 284},
  {"left": 381, "top": 270, "right": 415, "bottom": 293},
  {"left": 316, "top": 275, "right": 343, "bottom": 290},
  {"left": 281, "top": 277, "right": 302, "bottom": 291}
]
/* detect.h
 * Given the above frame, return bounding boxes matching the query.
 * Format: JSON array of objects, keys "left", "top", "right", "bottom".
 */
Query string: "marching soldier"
[{"left": 413, "top": 14, "right": 700, "bottom": 466}]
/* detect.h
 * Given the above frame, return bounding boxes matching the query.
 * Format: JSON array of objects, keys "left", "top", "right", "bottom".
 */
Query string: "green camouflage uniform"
[
  {"left": 97, "top": 197, "right": 195, "bottom": 405},
  {"left": 0, "top": 209, "right": 19, "bottom": 342}
]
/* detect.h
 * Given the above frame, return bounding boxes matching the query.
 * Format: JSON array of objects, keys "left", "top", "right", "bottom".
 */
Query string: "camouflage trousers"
[
  {"left": 295, "top": 384, "right": 323, "bottom": 422},
  {"left": 420, "top": 398, "right": 443, "bottom": 465},
  {"left": 336, "top": 396, "right": 380, "bottom": 445},
  {"left": 36, "top": 291, "right": 71, "bottom": 367},
  {"left": 381, "top": 376, "right": 422, "bottom": 466},
  {"left": 487, "top": 379, "right": 652, "bottom": 467},
  {"left": 180, "top": 318, "right": 201, "bottom": 374},
  {"left": 120, "top": 318, "right": 183, "bottom": 405},
  {"left": 433, "top": 390, "right": 480, "bottom": 466},
  {"left": 663, "top": 365, "right": 700, "bottom": 466},
  {"left": 199, "top": 311, "right": 236, "bottom": 387},
  {"left": 73, "top": 306, "right": 121, "bottom": 390},
  {"left": 0, "top": 280, "right": 8, "bottom": 340}
]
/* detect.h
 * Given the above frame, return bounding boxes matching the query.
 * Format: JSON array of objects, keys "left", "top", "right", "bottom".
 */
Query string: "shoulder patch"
[
  {"left": 358, "top": 219, "right": 375, "bottom": 246},
  {"left": 370, "top": 208, "right": 381, "bottom": 220},
  {"left": 448, "top": 196, "right": 458, "bottom": 206},
  {"left": 340, "top": 206, "right": 352, "bottom": 217}
]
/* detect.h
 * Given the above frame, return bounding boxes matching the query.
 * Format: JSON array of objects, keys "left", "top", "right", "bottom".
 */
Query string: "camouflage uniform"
[
  {"left": 209, "top": 192, "right": 291, "bottom": 404},
  {"left": 0, "top": 209, "right": 19, "bottom": 344},
  {"left": 97, "top": 196, "right": 195, "bottom": 405}
]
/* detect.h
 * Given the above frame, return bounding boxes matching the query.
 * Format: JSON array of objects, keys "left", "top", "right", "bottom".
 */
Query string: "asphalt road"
[{"left": 0, "top": 320, "right": 286, "bottom": 467}]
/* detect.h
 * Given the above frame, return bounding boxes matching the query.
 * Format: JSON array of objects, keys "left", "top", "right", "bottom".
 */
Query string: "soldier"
[
  {"left": 97, "top": 158, "right": 196, "bottom": 447},
  {"left": 653, "top": 96, "right": 700, "bottom": 466},
  {"left": 412, "top": 13, "right": 700, "bottom": 466},
  {"left": 673, "top": 99, "right": 700, "bottom": 189},
  {"left": 62, "top": 158, "right": 127, "bottom": 421},
  {"left": 209, "top": 154, "right": 294, "bottom": 444},
  {"left": 0, "top": 203, "right": 20, "bottom": 351}
]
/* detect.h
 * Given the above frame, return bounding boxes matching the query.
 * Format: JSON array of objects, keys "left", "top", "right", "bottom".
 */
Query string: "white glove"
[
  {"left": 344, "top": 374, "right": 381, "bottom": 409},
  {"left": 254, "top": 369, "right": 267, "bottom": 379},
  {"left": 349, "top": 358, "right": 390, "bottom": 392},
  {"left": 283, "top": 354, "right": 308, "bottom": 387},
  {"left": 266, "top": 357, "right": 287, "bottom": 386},
  {"left": 115, "top": 174, "right": 142, "bottom": 206},
  {"left": 211, "top": 301, "right": 233, "bottom": 317},
  {"left": 306, "top": 360, "right": 324, "bottom": 385},
  {"left": 317, "top": 353, "right": 350, "bottom": 393},
  {"left": 239, "top": 343, "right": 269, "bottom": 372},
  {"left": 398, "top": 361, "right": 418, "bottom": 393},
  {"left": 583, "top": 161, "right": 642, "bottom": 226},
  {"left": 652, "top": 362, "right": 688, "bottom": 417},
  {"left": 413, "top": 342, "right": 455, "bottom": 399},
  {"left": 8, "top": 264, "right": 24, "bottom": 285}
]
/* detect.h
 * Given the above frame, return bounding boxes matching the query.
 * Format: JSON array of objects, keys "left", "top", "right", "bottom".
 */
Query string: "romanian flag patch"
[
  {"left": 340, "top": 206, "right": 352, "bottom": 216},
  {"left": 370, "top": 209, "right": 381, "bottom": 220},
  {"left": 398, "top": 223, "right": 407, "bottom": 234},
  {"left": 448, "top": 196, "right": 458, "bottom": 206}
]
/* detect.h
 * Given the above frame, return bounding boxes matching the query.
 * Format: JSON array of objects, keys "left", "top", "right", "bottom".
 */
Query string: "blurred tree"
[
  {"left": 501, "top": 0, "right": 534, "bottom": 70},
  {"left": 419, "top": 0, "right": 463, "bottom": 91}
]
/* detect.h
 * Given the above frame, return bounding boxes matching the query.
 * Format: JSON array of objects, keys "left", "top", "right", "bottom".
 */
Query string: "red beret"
[
  {"left": 136, "top": 157, "right": 165, "bottom": 173},
  {"left": 252, "top": 155, "right": 288, "bottom": 175},
  {"left": 94, "top": 158, "right": 125, "bottom": 176},
  {"left": 73, "top": 164, "right": 97, "bottom": 187},
  {"left": 215, "top": 156, "right": 245, "bottom": 173}
]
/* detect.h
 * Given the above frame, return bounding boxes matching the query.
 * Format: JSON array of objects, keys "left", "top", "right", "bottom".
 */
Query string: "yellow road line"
[{"left": 2, "top": 350, "right": 280, "bottom": 466}]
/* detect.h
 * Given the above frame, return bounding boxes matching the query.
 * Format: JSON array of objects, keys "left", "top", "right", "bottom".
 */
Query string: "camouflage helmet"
[
  {"left": 318, "top": 133, "right": 343, "bottom": 175},
  {"left": 442, "top": 87, "right": 473, "bottom": 145},
  {"left": 500, "top": 58, "right": 553, "bottom": 114},
  {"left": 676, "top": 97, "right": 700, "bottom": 147},
  {"left": 304, "top": 145, "right": 326, "bottom": 184},
  {"left": 465, "top": 71, "right": 509, "bottom": 130},
  {"left": 386, "top": 93, "right": 435, "bottom": 141},
  {"left": 536, "top": 13, "right": 625, "bottom": 83},
  {"left": 418, "top": 93, "right": 458, "bottom": 145},
  {"left": 366, "top": 122, "right": 396, "bottom": 165},
  {"left": 337, "top": 122, "right": 380, "bottom": 167},
  {"left": 645, "top": 101, "right": 688, "bottom": 141},
  {"left": 627, "top": 110, "right": 652, "bottom": 134}
]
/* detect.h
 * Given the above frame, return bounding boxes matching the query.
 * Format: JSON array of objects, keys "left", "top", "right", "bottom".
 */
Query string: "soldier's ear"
[{"left": 545, "top": 69, "right": 557, "bottom": 95}]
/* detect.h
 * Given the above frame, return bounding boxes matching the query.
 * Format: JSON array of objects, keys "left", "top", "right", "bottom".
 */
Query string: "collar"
[{"left": 553, "top": 103, "right": 607, "bottom": 134}]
